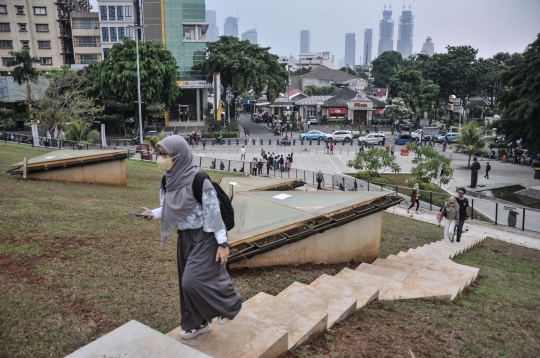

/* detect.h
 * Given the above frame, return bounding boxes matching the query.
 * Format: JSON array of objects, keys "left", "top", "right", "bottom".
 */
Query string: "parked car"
[
  {"left": 410, "top": 128, "right": 438, "bottom": 142},
  {"left": 400, "top": 123, "right": 411, "bottom": 132},
  {"left": 325, "top": 130, "right": 353, "bottom": 142},
  {"left": 299, "top": 130, "right": 326, "bottom": 141},
  {"left": 395, "top": 134, "right": 413, "bottom": 145},
  {"left": 143, "top": 130, "right": 159, "bottom": 139},
  {"left": 308, "top": 116, "right": 318, "bottom": 124},
  {"left": 436, "top": 132, "right": 461, "bottom": 143},
  {"left": 357, "top": 133, "right": 386, "bottom": 146}
]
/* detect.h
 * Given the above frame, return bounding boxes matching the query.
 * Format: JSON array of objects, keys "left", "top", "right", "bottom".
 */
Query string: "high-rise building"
[
  {"left": 300, "top": 30, "right": 310, "bottom": 53},
  {"left": 241, "top": 28, "right": 257, "bottom": 44},
  {"left": 0, "top": 0, "right": 92, "bottom": 71},
  {"left": 421, "top": 36, "right": 434, "bottom": 56},
  {"left": 344, "top": 33, "right": 356, "bottom": 68},
  {"left": 378, "top": 7, "right": 394, "bottom": 56},
  {"left": 223, "top": 16, "right": 239, "bottom": 37},
  {"left": 397, "top": 9, "right": 414, "bottom": 59},
  {"left": 98, "top": 0, "right": 138, "bottom": 61},
  {"left": 72, "top": 12, "right": 102, "bottom": 68},
  {"left": 205, "top": 9, "right": 219, "bottom": 42},
  {"left": 363, "top": 29, "right": 373, "bottom": 64}
]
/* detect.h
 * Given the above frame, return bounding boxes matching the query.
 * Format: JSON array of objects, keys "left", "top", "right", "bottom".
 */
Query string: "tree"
[
  {"left": 382, "top": 97, "right": 411, "bottom": 123},
  {"left": 65, "top": 120, "right": 100, "bottom": 146},
  {"left": 346, "top": 148, "right": 401, "bottom": 176},
  {"left": 389, "top": 66, "right": 440, "bottom": 118},
  {"left": 497, "top": 34, "right": 540, "bottom": 155},
  {"left": 304, "top": 85, "right": 338, "bottom": 96},
  {"left": 192, "top": 36, "right": 288, "bottom": 116},
  {"left": 339, "top": 67, "right": 359, "bottom": 77},
  {"left": 371, "top": 51, "right": 403, "bottom": 87},
  {"left": 31, "top": 66, "right": 103, "bottom": 137},
  {"left": 7, "top": 49, "right": 40, "bottom": 101},
  {"left": 454, "top": 121, "right": 486, "bottom": 168},
  {"left": 405, "top": 142, "right": 454, "bottom": 185},
  {"left": 290, "top": 66, "right": 312, "bottom": 75},
  {"left": 92, "top": 38, "right": 180, "bottom": 121}
]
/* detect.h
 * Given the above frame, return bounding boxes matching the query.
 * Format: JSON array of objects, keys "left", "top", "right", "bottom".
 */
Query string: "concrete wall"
[
  {"left": 26, "top": 160, "right": 127, "bottom": 186},
  {"left": 231, "top": 212, "right": 382, "bottom": 268}
]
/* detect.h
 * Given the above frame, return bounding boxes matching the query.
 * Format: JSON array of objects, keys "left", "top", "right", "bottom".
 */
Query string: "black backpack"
[{"left": 160, "top": 173, "right": 235, "bottom": 231}]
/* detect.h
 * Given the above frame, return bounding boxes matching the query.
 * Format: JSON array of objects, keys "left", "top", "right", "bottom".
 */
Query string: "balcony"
[{"left": 73, "top": 39, "right": 101, "bottom": 47}]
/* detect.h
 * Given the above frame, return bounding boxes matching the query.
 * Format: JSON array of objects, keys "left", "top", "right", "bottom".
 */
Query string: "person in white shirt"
[{"left": 240, "top": 145, "right": 245, "bottom": 160}]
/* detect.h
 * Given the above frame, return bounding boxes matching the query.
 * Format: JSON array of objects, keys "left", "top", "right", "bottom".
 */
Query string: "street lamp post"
[{"left": 128, "top": 24, "right": 146, "bottom": 145}]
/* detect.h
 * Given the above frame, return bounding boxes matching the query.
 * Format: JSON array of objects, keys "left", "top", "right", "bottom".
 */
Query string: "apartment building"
[
  {"left": 0, "top": 0, "right": 90, "bottom": 71},
  {"left": 71, "top": 11, "right": 100, "bottom": 69},
  {"left": 97, "top": 0, "right": 137, "bottom": 59}
]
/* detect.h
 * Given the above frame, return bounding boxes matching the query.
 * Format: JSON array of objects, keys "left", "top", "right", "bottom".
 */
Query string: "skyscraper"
[
  {"left": 300, "top": 30, "right": 310, "bottom": 53},
  {"left": 378, "top": 7, "right": 394, "bottom": 56},
  {"left": 205, "top": 10, "right": 219, "bottom": 42},
  {"left": 241, "top": 29, "right": 257, "bottom": 44},
  {"left": 421, "top": 36, "right": 434, "bottom": 56},
  {"left": 223, "top": 17, "right": 239, "bottom": 37},
  {"left": 344, "top": 33, "right": 356, "bottom": 68},
  {"left": 363, "top": 29, "right": 373, "bottom": 64},
  {"left": 397, "top": 9, "right": 414, "bottom": 59}
]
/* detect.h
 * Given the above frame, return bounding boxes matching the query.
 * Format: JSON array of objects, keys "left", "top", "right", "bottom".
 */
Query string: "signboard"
[
  {"left": 447, "top": 103, "right": 453, "bottom": 110},
  {"left": 176, "top": 80, "right": 212, "bottom": 88},
  {"left": 504, "top": 206, "right": 517, "bottom": 211}
]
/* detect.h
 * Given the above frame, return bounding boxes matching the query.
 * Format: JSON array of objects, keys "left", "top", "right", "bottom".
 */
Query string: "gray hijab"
[{"left": 157, "top": 136, "right": 212, "bottom": 244}]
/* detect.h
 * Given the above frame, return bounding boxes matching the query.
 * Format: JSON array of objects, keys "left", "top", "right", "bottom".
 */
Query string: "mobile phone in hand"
[{"left": 128, "top": 212, "right": 151, "bottom": 218}]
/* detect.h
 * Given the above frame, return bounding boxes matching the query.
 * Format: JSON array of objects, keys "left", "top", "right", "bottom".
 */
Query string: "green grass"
[{"left": 1, "top": 143, "right": 538, "bottom": 357}]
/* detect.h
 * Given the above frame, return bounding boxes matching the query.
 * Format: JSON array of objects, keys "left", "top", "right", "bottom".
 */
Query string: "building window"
[
  {"left": 0, "top": 40, "right": 13, "bottom": 48},
  {"left": 36, "top": 24, "right": 49, "bottom": 32},
  {"left": 80, "top": 54, "right": 98, "bottom": 65},
  {"left": 125, "top": 6, "right": 132, "bottom": 21},
  {"left": 110, "top": 27, "right": 117, "bottom": 42},
  {"left": 101, "top": 27, "right": 109, "bottom": 42},
  {"left": 21, "top": 40, "right": 29, "bottom": 48},
  {"left": 40, "top": 57, "right": 52, "bottom": 65},
  {"left": 76, "top": 19, "right": 96, "bottom": 29},
  {"left": 103, "top": 48, "right": 110, "bottom": 59},
  {"left": 118, "top": 27, "right": 124, "bottom": 40},
  {"left": 15, "top": 6, "right": 24, "bottom": 15},
  {"left": 19, "top": 23, "right": 26, "bottom": 31},
  {"left": 0, "top": 23, "right": 9, "bottom": 32},
  {"left": 100, "top": 6, "right": 107, "bottom": 21},
  {"left": 38, "top": 41, "right": 51, "bottom": 49},
  {"left": 183, "top": 25, "right": 195, "bottom": 41},
  {"left": 125, "top": 26, "right": 133, "bottom": 39},
  {"left": 116, "top": 6, "right": 123, "bottom": 21},
  {"left": 108, "top": 6, "right": 115, "bottom": 21},
  {"left": 33, "top": 7, "right": 46, "bottom": 15},
  {"left": 77, "top": 37, "right": 97, "bottom": 47},
  {"left": 2, "top": 57, "right": 14, "bottom": 65},
  {"left": 0, "top": 5, "right": 7, "bottom": 14}
]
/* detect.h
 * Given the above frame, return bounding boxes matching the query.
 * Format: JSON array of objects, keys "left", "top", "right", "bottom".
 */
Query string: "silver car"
[{"left": 357, "top": 133, "right": 386, "bottom": 146}]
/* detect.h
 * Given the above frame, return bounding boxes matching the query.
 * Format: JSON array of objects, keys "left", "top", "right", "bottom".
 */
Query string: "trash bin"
[
  {"left": 534, "top": 168, "right": 540, "bottom": 180},
  {"left": 139, "top": 143, "right": 152, "bottom": 161}
]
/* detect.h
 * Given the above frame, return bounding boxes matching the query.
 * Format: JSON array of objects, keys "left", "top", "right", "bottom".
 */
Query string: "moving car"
[
  {"left": 357, "top": 133, "right": 386, "bottom": 146},
  {"left": 299, "top": 130, "right": 326, "bottom": 140},
  {"left": 325, "top": 130, "right": 353, "bottom": 142},
  {"left": 395, "top": 134, "right": 413, "bottom": 145},
  {"left": 436, "top": 132, "right": 461, "bottom": 143},
  {"left": 308, "top": 116, "right": 318, "bottom": 124}
]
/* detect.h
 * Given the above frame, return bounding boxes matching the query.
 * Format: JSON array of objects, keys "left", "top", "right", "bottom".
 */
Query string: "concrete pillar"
[
  {"left": 196, "top": 88, "right": 201, "bottom": 122},
  {"left": 202, "top": 88, "right": 208, "bottom": 118}
]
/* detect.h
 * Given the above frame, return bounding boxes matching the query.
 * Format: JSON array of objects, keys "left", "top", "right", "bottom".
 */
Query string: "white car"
[
  {"left": 357, "top": 133, "right": 386, "bottom": 146},
  {"left": 325, "top": 130, "right": 353, "bottom": 142}
]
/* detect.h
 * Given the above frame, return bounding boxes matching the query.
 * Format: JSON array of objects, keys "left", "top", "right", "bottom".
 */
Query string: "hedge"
[
  {"left": 201, "top": 132, "right": 239, "bottom": 138},
  {"left": 353, "top": 171, "right": 388, "bottom": 184}
]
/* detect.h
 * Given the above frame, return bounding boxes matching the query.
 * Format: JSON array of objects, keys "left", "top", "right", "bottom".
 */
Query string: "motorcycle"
[
  {"left": 20, "top": 135, "right": 31, "bottom": 144},
  {"left": 279, "top": 138, "right": 291, "bottom": 146},
  {"left": 131, "top": 135, "right": 140, "bottom": 145}
]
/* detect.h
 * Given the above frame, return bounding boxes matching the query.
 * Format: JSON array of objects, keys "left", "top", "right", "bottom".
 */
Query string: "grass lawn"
[{"left": 1, "top": 143, "right": 539, "bottom": 357}]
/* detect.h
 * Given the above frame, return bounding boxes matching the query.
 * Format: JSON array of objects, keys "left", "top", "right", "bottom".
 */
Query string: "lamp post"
[{"left": 128, "top": 24, "right": 146, "bottom": 145}]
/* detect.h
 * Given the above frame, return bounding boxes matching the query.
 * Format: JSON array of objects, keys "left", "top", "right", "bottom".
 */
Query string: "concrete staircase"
[{"left": 66, "top": 236, "right": 484, "bottom": 358}]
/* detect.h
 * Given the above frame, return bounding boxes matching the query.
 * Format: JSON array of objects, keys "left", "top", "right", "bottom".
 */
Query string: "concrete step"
[
  {"left": 429, "top": 241, "right": 467, "bottom": 254},
  {"left": 415, "top": 246, "right": 455, "bottom": 258},
  {"left": 66, "top": 320, "right": 212, "bottom": 358},
  {"left": 309, "top": 274, "right": 379, "bottom": 310},
  {"left": 426, "top": 242, "right": 464, "bottom": 256},
  {"left": 242, "top": 292, "right": 328, "bottom": 349},
  {"left": 399, "top": 251, "right": 479, "bottom": 280},
  {"left": 277, "top": 282, "right": 357, "bottom": 328},
  {"left": 408, "top": 248, "right": 449, "bottom": 258},
  {"left": 167, "top": 313, "right": 288, "bottom": 358},
  {"left": 355, "top": 264, "right": 455, "bottom": 301},
  {"left": 389, "top": 254, "right": 479, "bottom": 282}
]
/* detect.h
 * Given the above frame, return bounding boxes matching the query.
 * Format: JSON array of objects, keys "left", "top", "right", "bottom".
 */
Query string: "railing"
[
  {"left": 73, "top": 39, "right": 101, "bottom": 47},
  {"left": 72, "top": 22, "right": 99, "bottom": 30}
]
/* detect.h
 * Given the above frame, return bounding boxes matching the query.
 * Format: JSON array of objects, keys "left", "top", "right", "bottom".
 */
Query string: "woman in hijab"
[
  {"left": 407, "top": 183, "right": 420, "bottom": 214},
  {"left": 438, "top": 196, "right": 460, "bottom": 243},
  {"left": 141, "top": 136, "right": 242, "bottom": 340}
]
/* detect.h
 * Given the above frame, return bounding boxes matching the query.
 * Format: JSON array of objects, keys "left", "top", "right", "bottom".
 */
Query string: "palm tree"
[
  {"left": 454, "top": 121, "right": 486, "bottom": 168},
  {"left": 7, "top": 49, "right": 40, "bottom": 101}
]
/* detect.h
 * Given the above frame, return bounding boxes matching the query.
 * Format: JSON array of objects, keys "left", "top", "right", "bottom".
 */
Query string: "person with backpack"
[
  {"left": 484, "top": 162, "right": 491, "bottom": 179},
  {"left": 267, "top": 154, "right": 273, "bottom": 174},
  {"left": 316, "top": 170, "right": 324, "bottom": 190},
  {"left": 140, "top": 136, "right": 241, "bottom": 340}
]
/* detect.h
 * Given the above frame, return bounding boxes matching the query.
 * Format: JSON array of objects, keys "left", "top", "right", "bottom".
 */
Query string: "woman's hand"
[
  {"left": 141, "top": 207, "right": 154, "bottom": 221},
  {"left": 216, "top": 246, "right": 229, "bottom": 265}
]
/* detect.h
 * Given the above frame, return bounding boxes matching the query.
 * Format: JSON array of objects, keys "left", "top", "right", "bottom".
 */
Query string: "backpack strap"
[
  {"left": 161, "top": 175, "right": 167, "bottom": 193},
  {"left": 192, "top": 172, "right": 209, "bottom": 204}
]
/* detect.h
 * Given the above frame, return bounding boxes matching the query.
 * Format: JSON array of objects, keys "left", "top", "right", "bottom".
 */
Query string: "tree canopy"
[
  {"left": 347, "top": 148, "right": 401, "bottom": 176},
  {"left": 454, "top": 121, "right": 486, "bottom": 167},
  {"left": 7, "top": 49, "right": 40, "bottom": 100},
  {"left": 371, "top": 51, "right": 403, "bottom": 87},
  {"left": 382, "top": 97, "right": 412, "bottom": 121},
  {"left": 389, "top": 66, "right": 439, "bottom": 115},
  {"left": 497, "top": 34, "right": 540, "bottom": 154},
  {"left": 192, "top": 36, "right": 288, "bottom": 106},
  {"left": 405, "top": 142, "right": 454, "bottom": 185}
]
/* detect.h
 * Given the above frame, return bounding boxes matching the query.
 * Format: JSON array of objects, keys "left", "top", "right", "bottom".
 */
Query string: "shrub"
[
  {"left": 201, "top": 131, "right": 238, "bottom": 138},
  {"left": 354, "top": 171, "right": 389, "bottom": 184}
]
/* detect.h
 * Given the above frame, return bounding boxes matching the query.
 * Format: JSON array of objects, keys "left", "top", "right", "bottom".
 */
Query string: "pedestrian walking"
[
  {"left": 407, "top": 183, "right": 420, "bottom": 214},
  {"left": 279, "top": 155, "right": 284, "bottom": 172},
  {"left": 326, "top": 142, "right": 330, "bottom": 154},
  {"left": 442, "top": 139, "right": 448, "bottom": 152},
  {"left": 330, "top": 142, "right": 334, "bottom": 154},
  {"left": 202, "top": 139, "right": 206, "bottom": 150},
  {"left": 316, "top": 171, "right": 324, "bottom": 190},
  {"left": 484, "top": 162, "right": 491, "bottom": 179},
  {"left": 252, "top": 158, "right": 258, "bottom": 176},
  {"left": 390, "top": 143, "right": 395, "bottom": 157},
  {"left": 140, "top": 136, "right": 242, "bottom": 340},
  {"left": 438, "top": 196, "right": 460, "bottom": 243},
  {"left": 285, "top": 157, "right": 291, "bottom": 172},
  {"left": 220, "top": 161, "right": 225, "bottom": 170},
  {"left": 240, "top": 146, "right": 245, "bottom": 160},
  {"left": 257, "top": 158, "right": 263, "bottom": 175},
  {"left": 455, "top": 187, "right": 469, "bottom": 243},
  {"left": 353, "top": 179, "right": 358, "bottom": 191}
]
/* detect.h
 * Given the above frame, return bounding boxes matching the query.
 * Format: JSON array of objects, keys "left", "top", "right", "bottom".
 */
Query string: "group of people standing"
[{"left": 240, "top": 147, "right": 292, "bottom": 175}]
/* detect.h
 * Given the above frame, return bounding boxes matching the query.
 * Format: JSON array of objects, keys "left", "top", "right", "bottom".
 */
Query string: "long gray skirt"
[{"left": 177, "top": 228, "right": 242, "bottom": 331}]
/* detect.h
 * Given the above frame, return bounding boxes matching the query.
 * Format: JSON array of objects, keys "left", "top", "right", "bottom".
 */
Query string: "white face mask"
[{"left": 156, "top": 154, "right": 179, "bottom": 171}]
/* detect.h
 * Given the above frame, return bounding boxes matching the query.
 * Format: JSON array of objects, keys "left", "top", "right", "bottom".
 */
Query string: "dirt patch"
[
  {"left": 254, "top": 234, "right": 287, "bottom": 247},
  {"left": 331, "top": 211, "right": 355, "bottom": 221},
  {"left": 229, "top": 243, "right": 254, "bottom": 255},
  {"left": 283, "top": 225, "right": 311, "bottom": 237}
]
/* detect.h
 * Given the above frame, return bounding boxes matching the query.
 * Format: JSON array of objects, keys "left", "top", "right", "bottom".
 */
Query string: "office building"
[
  {"left": 0, "top": 0, "right": 91, "bottom": 71},
  {"left": 378, "top": 7, "right": 394, "bottom": 56},
  {"left": 397, "top": 9, "right": 414, "bottom": 59},
  {"left": 241, "top": 28, "right": 257, "bottom": 44},
  {"left": 421, "top": 36, "right": 434, "bottom": 56},
  {"left": 300, "top": 29, "right": 310, "bottom": 53},
  {"left": 205, "top": 9, "right": 218, "bottom": 42},
  {"left": 297, "top": 52, "right": 334, "bottom": 69},
  {"left": 98, "top": 0, "right": 137, "bottom": 61},
  {"left": 344, "top": 33, "right": 356, "bottom": 68},
  {"left": 223, "top": 16, "right": 238, "bottom": 37},
  {"left": 363, "top": 29, "right": 373, "bottom": 64}
]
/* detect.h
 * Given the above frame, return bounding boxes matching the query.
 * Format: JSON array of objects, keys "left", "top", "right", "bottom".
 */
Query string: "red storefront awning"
[
  {"left": 329, "top": 108, "right": 347, "bottom": 115},
  {"left": 374, "top": 109, "right": 383, "bottom": 115}
]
